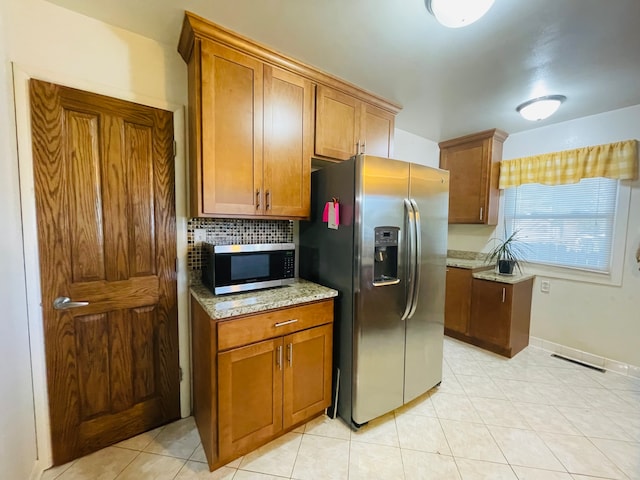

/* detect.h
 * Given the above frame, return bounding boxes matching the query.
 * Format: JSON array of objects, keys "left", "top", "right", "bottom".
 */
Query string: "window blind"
[{"left": 503, "top": 177, "right": 619, "bottom": 273}]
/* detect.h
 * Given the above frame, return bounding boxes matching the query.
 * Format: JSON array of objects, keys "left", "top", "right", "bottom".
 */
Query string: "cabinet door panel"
[
  {"left": 315, "top": 85, "right": 359, "bottom": 160},
  {"left": 263, "top": 66, "right": 313, "bottom": 218},
  {"left": 445, "top": 267, "right": 472, "bottom": 334},
  {"left": 283, "top": 324, "right": 332, "bottom": 429},
  {"left": 362, "top": 103, "right": 394, "bottom": 158},
  {"left": 469, "top": 280, "right": 511, "bottom": 347},
  {"left": 201, "top": 40, "right": 263, "bottom": 215},
  {"left": 440, "top": 140, "right": 487, "bottom": 223},
  {"left": 218, "top": 338, "right": 282, "bottom": 459}
]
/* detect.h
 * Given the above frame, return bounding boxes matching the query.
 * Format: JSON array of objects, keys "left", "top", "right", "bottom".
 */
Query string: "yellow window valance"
[{"left": 499, "top": 140, "right": 638, "bottom": 189}]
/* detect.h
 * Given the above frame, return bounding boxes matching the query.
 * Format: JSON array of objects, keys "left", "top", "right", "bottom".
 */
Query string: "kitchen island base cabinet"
[
  {"left": 468, "top": 278, "right": 534, "bottom": 358},
  {"left": 191, "top": 296, "right": 333, "bottom": 471}
]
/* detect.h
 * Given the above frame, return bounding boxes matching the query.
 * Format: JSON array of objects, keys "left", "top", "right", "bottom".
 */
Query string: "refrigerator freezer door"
[
  {"left": 352, "top": 155, "right": 410, "bottom": 425},
  {"left": 403, "top": 165, "right": 449, "bottom": 402}
]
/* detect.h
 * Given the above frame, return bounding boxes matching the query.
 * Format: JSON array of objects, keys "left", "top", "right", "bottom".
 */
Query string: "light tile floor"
[{"left": 42, "top": 337, "right": 640, "bottom": 480}]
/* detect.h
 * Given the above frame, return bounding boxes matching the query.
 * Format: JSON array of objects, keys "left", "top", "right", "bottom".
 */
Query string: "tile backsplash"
[{"left": 187, "top": 218, "right": 294, "bottom": 279}]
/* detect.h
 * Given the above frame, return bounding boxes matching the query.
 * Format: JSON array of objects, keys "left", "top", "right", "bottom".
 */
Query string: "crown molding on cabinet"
[{"left": 178, "top": 11, "right": 402, "bottom": 115}]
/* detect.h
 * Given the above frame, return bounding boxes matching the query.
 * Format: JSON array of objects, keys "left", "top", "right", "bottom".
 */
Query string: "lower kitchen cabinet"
[
  {"left": 217, "top": 337, "right": 283, "bottom": 460},
  {"left": 444, "top": 267, "right": 473, "bottom": 335},
  {"left": 283, "top": 324, "right": 333, "bottom": 428},
  {"left": 191, "top": 295, "right": 333, "bottom": 471},
  {"left": 469, "top": 278, "right": 534, "bottom": 357}
]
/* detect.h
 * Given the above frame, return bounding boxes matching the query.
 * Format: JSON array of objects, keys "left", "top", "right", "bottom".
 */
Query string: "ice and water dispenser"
[{"left": 373, "top": 226, "right": 400, "bottom": 286}]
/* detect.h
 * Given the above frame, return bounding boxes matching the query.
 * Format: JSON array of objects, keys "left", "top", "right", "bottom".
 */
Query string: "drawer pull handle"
[{"left": 275, "top": 319, "right": 298, "bottom": 327}]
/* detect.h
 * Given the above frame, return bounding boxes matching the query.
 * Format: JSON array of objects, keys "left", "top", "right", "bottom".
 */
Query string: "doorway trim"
[{"left": 13, "top": 63, "right": 191, "bottom": 476}]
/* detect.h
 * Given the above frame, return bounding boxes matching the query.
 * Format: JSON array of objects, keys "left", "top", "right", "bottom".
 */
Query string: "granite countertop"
[
  {"left": 446, "top": 257, "right": 494, "bottom": 270},
  {"left": 191, "top": 278, "right": 338, "bottom": 320},
  {"left": 472, "top": 269, "right": 536, "bottom": 284},
  {"left": 447, "top": 250, "right": 535, "bottom": 284}
]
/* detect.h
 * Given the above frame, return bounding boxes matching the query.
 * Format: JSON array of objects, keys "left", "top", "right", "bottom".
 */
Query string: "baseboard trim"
[{"left": 529, "top": 336, "right": 640, "bottom": 378}]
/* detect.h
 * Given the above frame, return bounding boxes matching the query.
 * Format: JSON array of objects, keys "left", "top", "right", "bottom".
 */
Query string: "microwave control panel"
[{"left": 284, "top": 250, "right": 295, "bottom": 278}]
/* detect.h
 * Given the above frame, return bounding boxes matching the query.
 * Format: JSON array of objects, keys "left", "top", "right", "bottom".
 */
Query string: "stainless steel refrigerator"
[{"left": 299, "top": 154, "right": 449, "bottom": 428}]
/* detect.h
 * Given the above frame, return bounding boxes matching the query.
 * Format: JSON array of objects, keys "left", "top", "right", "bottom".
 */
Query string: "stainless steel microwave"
[{"left": 202, "top": 243, "right": 295, "bottom": 295}]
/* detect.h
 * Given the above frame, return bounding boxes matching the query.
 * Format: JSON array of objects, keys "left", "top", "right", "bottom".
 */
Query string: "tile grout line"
[{"left": 112, "top": 449, "right": 144, "bottom": 480}]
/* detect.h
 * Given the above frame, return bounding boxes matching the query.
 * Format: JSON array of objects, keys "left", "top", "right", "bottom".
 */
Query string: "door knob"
[{"left": 53, "top": 296, "right": 89, "bottom": 310}]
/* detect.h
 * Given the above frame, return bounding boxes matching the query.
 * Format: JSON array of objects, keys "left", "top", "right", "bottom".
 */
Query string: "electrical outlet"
[
  {"left": 193, "top": 228, "right": 207, "bottom": 244},
  {"left": 540, "top": 280, "right": 551, "bottom": 293}
]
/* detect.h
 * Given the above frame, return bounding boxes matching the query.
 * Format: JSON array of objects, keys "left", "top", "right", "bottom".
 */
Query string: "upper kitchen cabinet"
[
  {"left": 179, "top": 13, "right": 401, "bottom": 217},
  {"left": 198, "top": 40, "right": 264, "bottom": 217},
  {"left": 315, "top": 85, "right": 396, "bottom": 160},
  {"left": 439, "top": 129, "right": 508, "bottom": 225},
  {"left": 263, "top": 66, "right": 314, "bottom": 218},
  {"left": 180, "top": 17, "right": 313, "bottom": 219}
]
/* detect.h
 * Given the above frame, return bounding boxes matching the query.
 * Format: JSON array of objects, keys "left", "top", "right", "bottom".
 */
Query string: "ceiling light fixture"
[
  {"left": 516, "top": 95, "right": 567, "bottom": 121},
  {"left": 425, "top": 0, "right": 495, "bottom": 28}
]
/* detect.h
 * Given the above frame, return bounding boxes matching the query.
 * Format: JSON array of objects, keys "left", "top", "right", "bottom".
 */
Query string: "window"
[{"left": 503, "top": 177, "right": 619, "bottom": 273}]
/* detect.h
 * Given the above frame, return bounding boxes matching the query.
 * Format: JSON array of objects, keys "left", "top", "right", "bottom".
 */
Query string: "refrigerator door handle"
[
  {"left": 401, "top": 199, "right": 416, "bottom": 321},
  {"left": 408, "top": 199, "right": 422, "bottom": 319}
]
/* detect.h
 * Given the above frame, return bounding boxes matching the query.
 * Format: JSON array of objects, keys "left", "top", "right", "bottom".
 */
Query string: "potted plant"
[{"left": 485, "top": 226, "right": 528, "bottom": 275}]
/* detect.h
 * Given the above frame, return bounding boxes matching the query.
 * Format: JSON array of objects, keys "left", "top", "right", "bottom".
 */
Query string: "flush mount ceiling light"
[
  {"left": 425, "top": 0, "right": 495, "bottom": 28},
  {"left": 516, "top": 95, "right": 567, "bottom": 121}
]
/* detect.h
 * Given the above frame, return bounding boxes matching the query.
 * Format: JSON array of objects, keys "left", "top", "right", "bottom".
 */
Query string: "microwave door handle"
[
  {"left": 401, "top": 199, "right": 416, "bottom": 321},
  {"left": 407, "top": 199, "right": 421, "bottom": 319}
]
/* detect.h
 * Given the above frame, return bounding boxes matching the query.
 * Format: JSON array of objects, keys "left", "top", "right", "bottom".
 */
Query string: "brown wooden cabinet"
[
  {"left": 263, "top": 66, "right": 314, "bottom": 218},
  {"left": 179, "top": 12, "right": 401, "bottom": 219},
  {"left": 188, "top": 39, "right": 313, "bottom": 219},
  {"left": 198, "top": 40, "right": 264, "bottom": 217},
  {"left": 444, "top": 267, "right": 473, "bottom": 335},
  {"left": 315, "top": 85, "right": 395, "bottom": 160},
  {"left": 468, "top": 278, "right": 533, "bottom": 357},
  {"left": 439, "top": 129, "right": 508, "bottom": 225},
  {"left": 283, "top": 324, "right": 333, "bottom": 429},
  {"left": 218, "top": 337, "right": 282, "bottom": 460},
  {"left": 191, "top": 296, "right": 333, "bottom": 471}
]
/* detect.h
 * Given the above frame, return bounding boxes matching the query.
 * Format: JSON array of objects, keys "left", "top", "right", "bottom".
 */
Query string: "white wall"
[
  {"left": 4, "top": 0, "right": 190, "bottom": 474},
  {"left": 448, "top": 105, "right": 640, "bottom": 368},
  {"left": 394, "top": 128, "right": 440, "bottom": 167},
  {"left": 0, "top": 2, "right": 39, "bottom": 479}
]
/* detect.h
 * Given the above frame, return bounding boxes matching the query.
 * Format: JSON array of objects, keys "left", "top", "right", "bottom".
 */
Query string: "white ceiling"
[{"left": 45, "top": 0, "right": 640, "bottom": 142}]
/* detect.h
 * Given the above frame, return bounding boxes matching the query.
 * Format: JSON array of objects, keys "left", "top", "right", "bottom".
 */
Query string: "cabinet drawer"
[{"left": 218, "top": 300, "right": 333, "bottom": 351}]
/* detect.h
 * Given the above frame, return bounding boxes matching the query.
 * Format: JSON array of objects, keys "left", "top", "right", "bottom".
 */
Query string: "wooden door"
[
  {"left": 30, "top": 79, "right": 179, "bottom": 464},
  {"left": 283, "top": 324, "right": 333, "bottom": 429},
  {"left": 200, "top": 40, "right": 264, "bottom": 216},
  {"left": 469, "top": 280, "right": 512, "bottom": 347},
  {"left": 440, "top": 138, "right": 488, "bottom": 223},
  {"left": 315, "top": 85, "right": 359, "bottom": 160},
  {"left": 263, "top": 66, "right": 313, "bottom": 218},
  {"left": 218, "top": 338, "right": 283, "bottom": 460},
  {"left": 444, "top": 267, "right": 472, "bottom": 335},
  {"left": 362, "top": 102, "right": 394, "bottom": 158}
]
